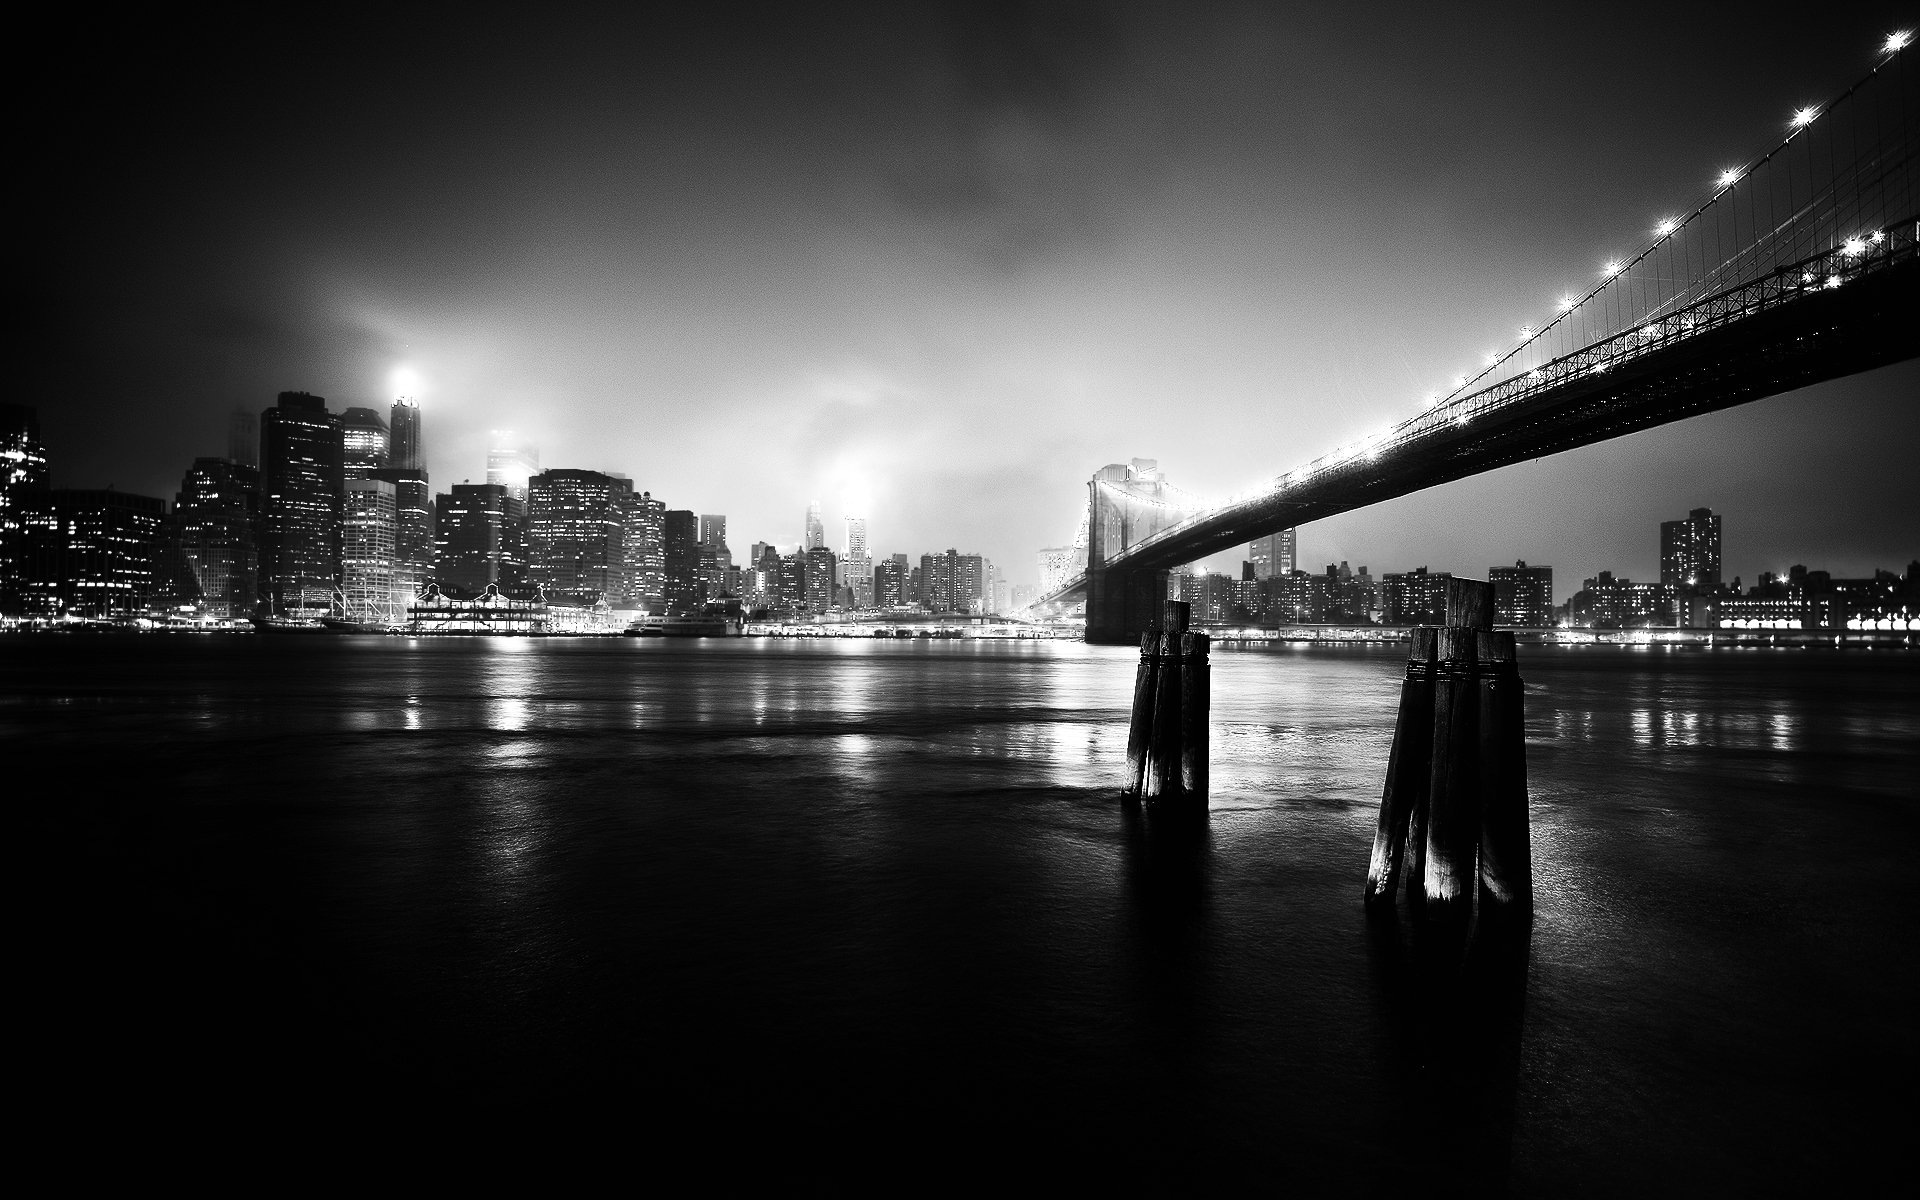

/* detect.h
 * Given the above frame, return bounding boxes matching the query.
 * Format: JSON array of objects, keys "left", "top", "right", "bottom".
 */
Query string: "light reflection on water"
[{"left": 6, "top": 636, "right": 1915, "bottom": 1191}]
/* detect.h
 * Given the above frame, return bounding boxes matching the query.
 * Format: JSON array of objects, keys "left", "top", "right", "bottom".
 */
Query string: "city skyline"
[{"left": 20, "top": 8, "right": 1919, "bottom": 593}]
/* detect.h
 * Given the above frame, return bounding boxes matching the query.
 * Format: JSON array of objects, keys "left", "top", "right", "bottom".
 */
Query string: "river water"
[{"left": 10, "top": 636, "right": 1915, "bottom": 1188}]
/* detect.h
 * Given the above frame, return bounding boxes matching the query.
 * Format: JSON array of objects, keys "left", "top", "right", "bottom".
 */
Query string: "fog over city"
[{"left": 23, "top": 4, "right": 1917, "bottom": 591}]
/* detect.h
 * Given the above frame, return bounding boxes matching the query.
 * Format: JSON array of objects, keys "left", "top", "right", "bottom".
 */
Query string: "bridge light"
[
  {"left": 1484, "top": 351, "right": 1499, "bottom": 366},
  {"left": 1518, "top": 325, "right": 1534, "bottom": 340},
  {"left": 1885, "top": 30, "right": 1912, "bottom": 53},
  {"left": 1655, "top": 217, "right": 1679, "bottom": 236},
  {"left": 1825, "top": 274, "right": 1842, "bottom": 288},
  {"left": 1425, "top": 393, "right": 1440, "bottom": 408},
  {"left": 1716, "top": 167, "right": 1741, "bottom": 189},
  {"left": 1871, "top": 229, "right": 1885, "bottom": 243},
  {"left": 1454, "top": 375, "right": 1468, "bottom": 389},
  {"left": 1603, "top": 259, "right": 1623, "bottom": 276},
  {"left": 1791, "top": 106, "right": 1818, "bottom": 128},
  {"left": 1841, "top": 236, "right": 1867, "bottom": 256},
  {"left": 1558, "top": 295, "right": 1577, "bottom": 311}
]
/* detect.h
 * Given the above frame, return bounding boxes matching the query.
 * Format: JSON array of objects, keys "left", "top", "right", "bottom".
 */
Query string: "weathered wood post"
[
  {"left": 1366, "top": 577, "right": 1531, "bottom": 936},
  {"left": 1475, "top": 629, "right": 1532, "bottom": 919},
  {"left": 1365, "top": 627, "right": 1437, "bottom": 906},
  {"left": 1125, "top": 601, "right": 1208, "bottom": 811}
]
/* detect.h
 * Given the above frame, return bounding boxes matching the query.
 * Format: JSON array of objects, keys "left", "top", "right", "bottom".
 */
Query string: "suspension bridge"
[{"left": 1038, "top": 33, "right": 1920, "bottom": 642}]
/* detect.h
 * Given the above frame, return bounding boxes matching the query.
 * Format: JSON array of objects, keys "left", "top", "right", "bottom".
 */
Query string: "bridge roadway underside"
[{"left": 1084, "top": 257, "right": 1920, "bottom": 643}]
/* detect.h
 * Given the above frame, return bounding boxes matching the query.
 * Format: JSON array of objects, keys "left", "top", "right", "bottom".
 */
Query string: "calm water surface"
[{"left": 10, "top": 636, "right": 1916, "bottom": 1188}]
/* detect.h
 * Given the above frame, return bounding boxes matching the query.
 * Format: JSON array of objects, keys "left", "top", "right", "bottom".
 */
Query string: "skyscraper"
[
  {"left": 487, "top": 430, "right": 539, "bottom": 502},
  {"left": 1249, "top": 528, "right": 1297, "bottom": 579},
  {"left": 527, "top": 469, "right": 631, "bottom": 606},
  {"left": 433, "top": 483, "right": 527, "bottom": 597},
  {"left": 628, "top": 491, "right": 665, "bottom": 607},
  {"left": 259, "top": 392, "right": 344, "bottom": 616},
  {"left": 227, "top": 409, "right": 258, "bottom": 468},
  {"left": 342, "top": 478, "right": 399, "bottom": 621},
  {"left": 663, "top": 509, "right": 701, "bottom": 616},
  {"left": 341, "top": 407, "right": 390, "bottom": 478},
  {"left": 842, "top": 515, "right": 871, "bottom": 608},
  {"left": 389, "top": 397, "right": 422, "bottom": 471},
  {"left": 174, "top": 456, "right": 261, "bottom": 618},
  {"left": 370, "top": 466, "right": 432, "bottom": 603},
  {"left": 1, "top": 404, "right": 51, "bottom": 614},
  {"left": 1490, "top": 560, "right": 1554, "bottom": 627},
  {"left": 875, "top": 554, "right": 907, "bottom": 608},
  {"left": 804, "top": 500, "right": 824, "bottom": 550},
  {"left": 13, "top": 489, "right": 171, "bottom": 620},
  {"left": 1660, "top": 507, "right": 1722, "bottom": 590},
  {"left": 803, "top": 545, "right": 838, "bottom": 612}
]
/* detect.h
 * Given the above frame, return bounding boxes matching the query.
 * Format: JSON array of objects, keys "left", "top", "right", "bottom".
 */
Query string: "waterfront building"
[
  {"left": 13, "top": 489, "right": 171, "bottom": 619},
  {"left": 875, "top": 554, "right": 907, "bottom": 608},
  {"left": 174, "top": 457, "right": 261, "bottom": 618},
  {"left": 699, "top": 513, "right": 733, "bottom": 600},
  {"left": 487, "top": 430, "right": 539, "bottom": 502},
  {"left": 803, "top": 545, "right": 838, "bottom": 612},
  {"left": 778, "top": 551, "right": 806, "bottom": 613},
  {"left": 1, "top": 403, "right": 51, "bottom": 614},
  {"left": 389, "top": 397, "right": 422, "bottom": 471},
  {"left": 1380, "top": 566, "right": 1450, "bottom": 625},
  {"left": 341, "top": 407, "right": 390, "bottom": 478},
  {"left": 843, "top": 515, "right": 872, "bottom": 609},
  {"left": 1569, "top": 571, "right": 1678, "bottom": 627},
  {"left": 1268, "top": 569, "right": 1329, "bottom": 623},
  {"left": 528, "top": 469, "right": 632, "bottom": 607},
  {"left": 259, "top": 391, "right": 344, "bottom": 617},
  {"left": 434, "top": 482, "right": 527, "bottom": 598},
  {"left": 369, "top": 466, "right": 432, "bottom": 603},
  {"left": 1009, "top": 583, "right": 1036, "bottom": 613},
  {"left": 1491, "top": 560, "right": 1554, "bottom": 627},
  {"left": 663, "top": 509, "right": 701, "bottom": 616},
  {"left": 1248, "top": 528, "right": 1297, "bottom": 579},
  {"left": 628, "top": 491, "right": 665, "bottom": 607},
  {"left": 342, "top": 479, "right": 399, "bottom": 621},
  {"left": 1660, "top": 507, "right": 1723, "bottom": 590}
]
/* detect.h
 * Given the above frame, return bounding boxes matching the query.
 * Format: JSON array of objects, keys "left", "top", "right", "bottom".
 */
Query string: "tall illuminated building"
[
  {"left": 803, "top": 546, "right": 838, "bottom": 612},
  {"left": 1, "top": 404, "right": 51, "bottom": 614},
  {"left": 389, "top": 397, "right": 422, "bottom": 470},
  {"left": 628, "top": 491, "right": 665, "bottom": 607},
  {"left": 174, "top": 457, "right": 261, "bottom": 618},
  {"left": 527, "top": 469, "right": 631, "bottom": 606},
  {"left": 663, "top": 509, "right": 701, "bottom": 615},
  {"left": 804, "top": 499, "right": 824, "bottom": 550},
  {"left": 13, "top": 490, "right": 171, "bottom": 619},
  {"left": 1249, "top": 528, "right": 1297, "bottom": 579},
  {"left": 1490, "top": 560, "right": 1554, "bottom": 627},
  {"left": 1660, "top": 508, "right": 1722, "bottom": 590},
  {"left": 487, "top": 430, "right": 539, "bottom": 502},
  {"left": 698, "top": 514, "right": 731, "bottom": 600},
  {"left": 875, "top": 554, "right": 907, "bottom": 608},
  {"left": 433, "top": 483, "right": 527, "bottom": 598},
  {"left": 370, "top": 466, "right": 432, "bottom": 603},
  {"left": 342, "top": 479, "right": 399, "bottom": 621},
  {"left": 259, "top": 391, "right": 344, "bottom": 616},
  {"left": 341, "top": 407, "right": 390, "bottom": 478},
  {"left": 842, "top": 515, "right": 872, "bottom": 608}
]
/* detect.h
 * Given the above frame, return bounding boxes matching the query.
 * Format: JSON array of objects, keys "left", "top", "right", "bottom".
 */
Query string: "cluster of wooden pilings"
[
  {"left": 1365, "top": 579, "right": 1533, "bottom": 930},
  {"left": 1124, "top": 602, "right": 1209, "bottom": 810}
]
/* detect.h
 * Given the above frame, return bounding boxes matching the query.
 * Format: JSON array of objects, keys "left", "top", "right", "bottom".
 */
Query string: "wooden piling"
[
  {"left": 1422, "top": 626, "right": 1481, "bottom": 923},
  {"left": 1178, "top": 631, "right": 1210, "bottom": 801},
  {"left": 1475, "top": 630, "right": 1532, "bottom": 917},
  {"left": 1124, "top": 631, "right": 1159, "bottom": 796},
  {"left": 1143, "top": 627, "right": 1185, "bottom": 800},
  {"left": 1365, "top": 626, "right": 1437, "bottom": 906}
]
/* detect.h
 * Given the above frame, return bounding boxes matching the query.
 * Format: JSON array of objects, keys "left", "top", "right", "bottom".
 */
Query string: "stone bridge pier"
[{"left": 1085, "top": 567, "right": 1171, "bottom": 645}]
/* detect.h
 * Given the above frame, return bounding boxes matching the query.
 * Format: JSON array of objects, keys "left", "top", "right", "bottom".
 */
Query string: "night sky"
[{"left": 23, "top": 3, "right": 1918, "bottom": 597}]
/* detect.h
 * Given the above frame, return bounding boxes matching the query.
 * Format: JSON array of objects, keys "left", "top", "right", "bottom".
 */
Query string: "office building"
[
  {"left": 341, "top": 407, "right": 390, "bottom": 478},
  {"left": 528, "top": 469, "right": 632, "bottom": 606},
  {"left": 259, "top": 392, "right": 344, "bottom": 617},
  {"left": 663, "top": 509, "right": 701, "bottom": 616},
  {"left": 1660, "top": 507, "right": 1722, "bottom": 590},
  {"left": 342, "top": 479, "right": 399, "bottom": 622},
  {"left": 13, "top": 489, "right": 171, "bottom": 619},
  {"left": 843, "top": 515, "right": 872, "bottom": 608},
  {"left": 803, "top": 545, "right": 838, "bottom": 612},
  {"left": 627, "top": 491, "right": 665, "bottom": 607},
  {"left": 1490, "top": 561, "right": 1554, "bottom": 627},
  {"left": 1380, "top": 566, "right": 1450, "bottom": 625},
  {"left": 174, "top": 457, "right": 261, "bottom": 618},
  {"left": 1, "top": 404, "right": 52, "bottom": 613},
  {"left": 805, "top": 500, "right": 825, "bottom": 550},
  {"left": 1037, "top": 546, "right": 1074, "bottom": 596},
  {"left": 434, "top": 483, "right": 527, "bottom": 598},
  {"left": 875, "top": 553, "right": 907, "bottom": 608},
  {"left": 1248, "top": 528, "right": 1297, "bottom": 579},
  {"left": 369, "top": 466, "right": 432, "bottom": 602},
  {"left": 227, "top": 409, "right": 258, "bottom": 468},
  {"left": 389, "top": 397, "right": 422, "bottom": 471},
  {"left": 487, "top": 430, "right": 539, "bottom": 502}
]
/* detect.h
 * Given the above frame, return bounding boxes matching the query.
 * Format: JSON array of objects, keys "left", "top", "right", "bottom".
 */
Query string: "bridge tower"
[{"left": 1083, "top": 459, "right": 1196, "bottom": 644}]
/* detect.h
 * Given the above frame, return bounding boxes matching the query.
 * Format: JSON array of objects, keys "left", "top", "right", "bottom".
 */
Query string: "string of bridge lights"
[{"left": 1212, "top": 28, "right": 1915, "bottom": 517}]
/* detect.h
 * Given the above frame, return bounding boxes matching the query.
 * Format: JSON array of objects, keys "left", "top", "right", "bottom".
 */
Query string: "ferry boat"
[{"left": 249, "top": 615, "right": 329, "bottom": 634}]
